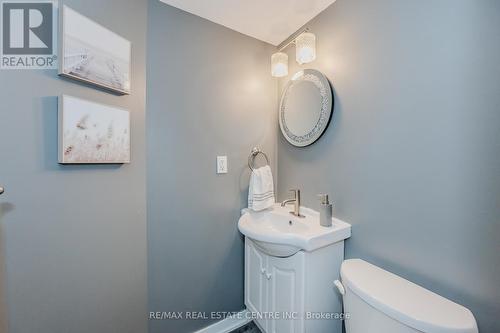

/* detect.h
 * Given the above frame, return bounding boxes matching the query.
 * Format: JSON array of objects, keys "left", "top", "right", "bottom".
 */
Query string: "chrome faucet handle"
[
  {"left": 291, "top": 189, "right": 301, "bottom": 201},
  {"left": 286, "top": 189, "right": 304, "bottom": 218}
]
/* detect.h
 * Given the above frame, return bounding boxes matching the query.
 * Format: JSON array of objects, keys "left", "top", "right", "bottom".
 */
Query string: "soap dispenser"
[{"left": 318, "top": 194, "right": 333, "bottom": 227}]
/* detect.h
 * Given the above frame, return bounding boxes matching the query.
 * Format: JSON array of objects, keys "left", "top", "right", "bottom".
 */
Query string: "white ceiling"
[{"left": 159, "top": 0, "right": 337, "bottom": 46}]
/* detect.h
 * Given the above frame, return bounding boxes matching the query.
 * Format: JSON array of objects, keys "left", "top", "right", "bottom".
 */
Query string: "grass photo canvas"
[{"left": 58, "top": 95, "right": 130, "bottom": 164}]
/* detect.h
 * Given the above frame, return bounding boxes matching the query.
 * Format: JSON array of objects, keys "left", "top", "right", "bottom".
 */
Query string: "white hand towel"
[{"left": 248, "top": 165, "right": 275, "bottom": 211}]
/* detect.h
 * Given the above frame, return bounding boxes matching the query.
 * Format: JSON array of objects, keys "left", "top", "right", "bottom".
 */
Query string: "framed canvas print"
[
  {"left": 58, "top": 95, "right": 130, "bottom": 164},
  {"left": 59, "top": 5, "right": 132, "bottom": 95}
]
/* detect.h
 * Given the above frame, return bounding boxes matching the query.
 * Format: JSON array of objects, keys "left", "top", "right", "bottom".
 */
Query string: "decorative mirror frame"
[{"left": 279, "top": 69, "right": 334, "bottom": 147}]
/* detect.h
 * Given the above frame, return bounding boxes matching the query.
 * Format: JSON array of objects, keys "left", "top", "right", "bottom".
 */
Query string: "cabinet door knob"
[
  {"left": 0, "top": 186, "right": 4, "bottom": 195},
  {"left": 266, "top": 273, "right": 272, "bottom": 280}
]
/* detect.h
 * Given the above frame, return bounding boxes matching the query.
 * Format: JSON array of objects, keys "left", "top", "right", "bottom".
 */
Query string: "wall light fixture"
[
  {"left": 271, "top": 52, "right": 289, "bottom": 77},
  {"left": 271, "top": 29, "right": 316, "bottom": 77}
]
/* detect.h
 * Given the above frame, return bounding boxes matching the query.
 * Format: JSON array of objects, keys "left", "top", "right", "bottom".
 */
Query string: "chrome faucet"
[{"left": 281, "top": 189, "right": 305, "bottom": 217}]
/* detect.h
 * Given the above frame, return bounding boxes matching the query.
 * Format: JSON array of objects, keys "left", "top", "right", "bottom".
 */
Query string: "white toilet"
[{"left": 339, "top": 259, "right": 478, "bottom": 333}]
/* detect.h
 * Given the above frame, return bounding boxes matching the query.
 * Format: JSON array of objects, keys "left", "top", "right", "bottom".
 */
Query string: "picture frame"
[
  {"left": 58, "top": 5, "right": 132, "bottom": 95},
  {"left": 58, "top": 95, "right": 131, "bottom": 164}
]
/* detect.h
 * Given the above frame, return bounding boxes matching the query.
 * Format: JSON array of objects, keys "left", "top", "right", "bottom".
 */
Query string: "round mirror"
[{"left": 279, "top": 69, "right": 333, "bottom": 147}]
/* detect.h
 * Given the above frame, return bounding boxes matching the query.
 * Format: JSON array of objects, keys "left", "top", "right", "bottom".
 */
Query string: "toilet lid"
[{"left": 340, "top": 259, "right": 478, "bottom": 333}]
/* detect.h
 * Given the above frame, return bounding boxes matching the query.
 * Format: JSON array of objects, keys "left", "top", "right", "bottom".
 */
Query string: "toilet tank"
[{"left": 340, "top": 259, "right": 478, "bottom": 333}]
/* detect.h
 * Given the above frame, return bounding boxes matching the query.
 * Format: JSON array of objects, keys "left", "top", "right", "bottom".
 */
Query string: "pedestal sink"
[
  {"left": 238, "top": 204, "right": 351, "bottom": 257},
  {"left": 238, "top": 204, "right": 351, "bottom": 333}
]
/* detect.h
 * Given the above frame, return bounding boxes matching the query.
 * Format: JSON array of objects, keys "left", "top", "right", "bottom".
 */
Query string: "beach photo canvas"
[
  {"left": 58, "top": 95, "right": 130, "bottom": 164},
  {"left": 59, "top": 5, "right": 132, "bottom": 94}
]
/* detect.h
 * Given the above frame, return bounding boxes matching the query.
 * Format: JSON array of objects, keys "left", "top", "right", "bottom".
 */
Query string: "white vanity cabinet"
[{"left": 245, "top": 238, "right": 345, "bottom": 333}]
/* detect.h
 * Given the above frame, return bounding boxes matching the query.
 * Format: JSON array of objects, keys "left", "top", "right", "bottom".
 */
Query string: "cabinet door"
[
  {"left": 245, "top": 239, "right": 268, "bottom": 330},
  {"left": 267, "top": 253, "right": 305, "bottom": 333}
]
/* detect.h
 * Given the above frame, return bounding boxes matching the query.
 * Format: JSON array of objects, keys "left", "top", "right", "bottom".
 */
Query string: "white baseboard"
[{"left": 193, "top": 310, "right": 251, "bottom": 333}]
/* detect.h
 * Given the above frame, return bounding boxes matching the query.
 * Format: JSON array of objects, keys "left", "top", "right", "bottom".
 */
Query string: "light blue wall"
[
  {"left": 1, "top": 0, "right": 498, "bottom": 332},
  {"left": 277, "top": 0, "right": 500, "bottom": 331},
  {"left": 0, "top": 0, "right": 148, "bottom": 332},
  {"left": 146, "top": 1, "right": 277, "bottom": 332}
]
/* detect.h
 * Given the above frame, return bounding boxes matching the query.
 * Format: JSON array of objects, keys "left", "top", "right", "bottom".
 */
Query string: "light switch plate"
[{"left": 217, "top": 156, "right": 228, "bottom": 174}]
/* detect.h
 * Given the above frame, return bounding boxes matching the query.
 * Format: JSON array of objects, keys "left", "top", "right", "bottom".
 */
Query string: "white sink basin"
[{"left": 238, "top": 204, "right": 351, "bottom": 257}]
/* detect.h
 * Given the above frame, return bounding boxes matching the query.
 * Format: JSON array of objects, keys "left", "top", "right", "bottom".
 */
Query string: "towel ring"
[{"left": 248, "top": 147, "right": 270, "bottom": 171}]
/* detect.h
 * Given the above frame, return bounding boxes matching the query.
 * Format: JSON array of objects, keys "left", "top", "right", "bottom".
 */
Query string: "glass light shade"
[
  {"left": 271, "top": 52, "right": 288, "bottom": 77},
  {"left": 295, "top": 32, "right": 316, "bottom": 64}
]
